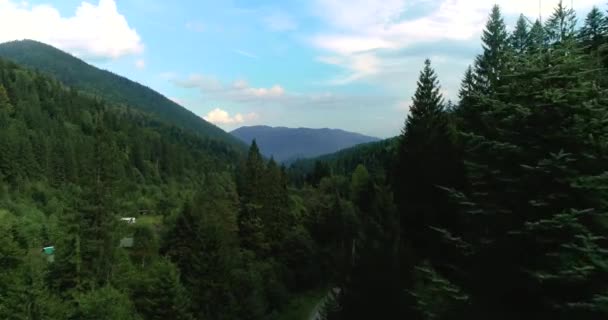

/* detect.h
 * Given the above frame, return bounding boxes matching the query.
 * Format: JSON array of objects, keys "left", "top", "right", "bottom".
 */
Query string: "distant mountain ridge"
[
  {"left": 231, "top": 125, "right": 381, "bottom": 162},
  {"left": 0, "top": 39, "right": 244, "bottom": 149}
]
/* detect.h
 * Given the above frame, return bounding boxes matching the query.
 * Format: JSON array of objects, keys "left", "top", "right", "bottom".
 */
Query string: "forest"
[{"left": 1, "top": 1, "right": 608, "bottom": 319}]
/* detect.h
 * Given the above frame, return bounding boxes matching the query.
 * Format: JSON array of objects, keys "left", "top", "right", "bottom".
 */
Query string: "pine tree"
[
  {"left": 130, "top": 259, "right": 192, "bottom": 320},
  {"left": 0, "top": 222, "right": 26, "bottom": 319},
  {"left": 238, "top": 141, "right": 269, "bottom": 255},
  {"left": 334, "top": 165, "right": 413, "bottom": 319},
  {"left": 545, "top": 0, "right": 577, "bottom": 44},
  {"left": 261, "top": 158, "right": 291, "bottom": 250},
  {"left": 474, "top": 5, "right": 509, "bottom": 94},
  {"left": 395, "top": 59, "right": 465, "bottom": 263},
  {"left": 0, "top": 84, "right": 14, "bottom": 116},
  {"left": 443, "top": 40, "right": 608, "bottom": 318},
  {"left": 408, "top": 59, "right": 444, "bottom": 120},
  {"left": 511, "top": 14, "right": 531, "bottom": 54},
  {"left": 47, "top": 204, "right": 82, "bottom": 297},
  {"left": 76, "top": 286, "right": 139, "bottom": 320},
  {"left": 78, "top": 117, "right": 121, "bottom": 288},
  {"left": 529, "top": 19, "right": 548, "bottom": 52},
  {"left": 579, "top": 6, "right": 607, "bottom": 50},
  {"left": 455, "top": 65, "right": 476, "bottom": 123},
  {"left": 163, "top": 177, "right": 241, "bottom": 320}
]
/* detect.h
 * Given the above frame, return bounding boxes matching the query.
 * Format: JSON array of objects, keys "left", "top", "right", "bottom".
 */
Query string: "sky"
[{"left": 0, "top": 0, "right": 605, "bottom": 138}]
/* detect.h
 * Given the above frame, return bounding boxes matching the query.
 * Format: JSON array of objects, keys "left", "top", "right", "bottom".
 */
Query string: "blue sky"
[{"left": 0, "top": 0, "right": 605, "bottom": 138}]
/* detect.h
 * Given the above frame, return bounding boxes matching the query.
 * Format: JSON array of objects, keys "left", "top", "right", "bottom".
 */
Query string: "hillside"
[
  {"left": 288, "top": 137, "right": 399, "bottom": 185},
  {"left": 231, "top": 125, "right": 380, "bottom": 162},
  {"left": 0, "top": 40, "right": 243, "bottom": 148},
  {"left": 0, "top": 57, "right": 325, "bottom": 319}
]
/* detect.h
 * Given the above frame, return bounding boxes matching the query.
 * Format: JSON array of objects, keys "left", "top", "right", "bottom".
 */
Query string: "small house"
[
  {"left": 120, "top": 237, "right": 134, "bottom": 248},
  {"left": 120, "top": 217, "right": 136, "bottom": 224},
  {"left": 42, "top": 246, "right": 55, "bottom": 263}
]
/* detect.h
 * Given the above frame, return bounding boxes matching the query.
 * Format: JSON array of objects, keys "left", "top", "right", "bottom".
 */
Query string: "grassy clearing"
[
  {"left": 269, "top": 288, "right": 327, "bottom": 320},
  {"left": 136, "top": 215, "right": 163, "bottom": 227}
]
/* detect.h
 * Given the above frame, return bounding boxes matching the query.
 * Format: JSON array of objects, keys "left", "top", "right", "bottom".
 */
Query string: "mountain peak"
[
  {"left": 0, "top": 40, "right": 244, "bottom": 149},
  {"left": 231, "top": 126, "right": 380, "bottom": 162}
]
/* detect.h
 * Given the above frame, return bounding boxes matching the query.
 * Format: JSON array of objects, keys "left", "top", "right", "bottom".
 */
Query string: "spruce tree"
[
  {"left": 0, "top": 222, "right": 25, "bottom": 319},
  {"left": 334, "top": 165, "right": 413, "bottom": 320},
  {"left": 444, "top": 39, "right": 608, "bottom": 318},
  {"left": 529, "top": 19, "right": 548, "bottom": 52},
  {"left": 130, "top": 259, "right": 192, "bottom": 320},
  {"left": 511, "top": 14, "right": 530, "bottom": 54},
  {"left": 545, "top": 0, "right": 577, "bottom": 44},
  {"left": 474, "top": 5, "right": 509, "bottom": 94},
  {"left": 78, "top": 120, "right": 120, "bottom": 288},
  {"left": 455, "top": 65, "right": 477, "bottom": 126},
  {"left": 579, "top": 6, "right": 607, "bottom": 50},
  {"left": 390, "top": 60, "right": 467, "bottom": 320},
  {"left": 395, "top": 59, "right": 464, "bottom": 261},
  {"left": 238, "top": 141, "right": 269, "bottom": 255},
  {"left": 261, "top": 158, "right": 291, "bottom": 250}
]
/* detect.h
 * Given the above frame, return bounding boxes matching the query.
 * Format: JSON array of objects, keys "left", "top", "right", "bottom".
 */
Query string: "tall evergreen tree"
[
  {"left": 579, "top": 6, "right": 607, "bottom": 50},
  {"left": 333, "top": 165, "right": 414, "bottom": 319},
  {"left": 238, "top": 141, "right": 269, "bottom": 255},
  {"left": 511, "top": 14, "right": 531, "bottom": 54},
  {"left": 529, "top": 19, "right": 548, "bottom": 52},
  {"left": 545, "top": 0, "right": 577, "bottom": 44},
  {"left": 395, "top": 59, "right": 464, "bottom": 263},
  {"left": 455, "top": 65, "right": 477, "bottom": 125},
  {"left": 78, "top": 119, "right": 121, "bottom": 288},
  {"left": 261, "top": 158, "right": 291, "bottom": 250},
  {"left": 474, "top": 5, "right": 509, "bottom": 94},
  {"left": 443, "top": 40, "right": 608, "bottom": 318},
  {"left": 130, "top": 259, "right": 192, "bottom": 320}
]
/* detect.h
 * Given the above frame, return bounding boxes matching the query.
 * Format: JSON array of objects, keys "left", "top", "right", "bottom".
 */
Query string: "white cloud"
[
  {"left": 312, "top": 0, "right": 604, "bottom": 84},
  {"left": 173, "top": 74, "right": 285, "bottom": 102},
  {"left": 0, "top": 0, "right": 143, "bottom": 60},
  {"left": 203, "top": 108, "right": 259, "bottom": 125},
  {"left": 170, "top": 72, "right": 401, "bottom": 116},
  {"left": 135, "top": 59, "right": 145, "bottom": 69}
]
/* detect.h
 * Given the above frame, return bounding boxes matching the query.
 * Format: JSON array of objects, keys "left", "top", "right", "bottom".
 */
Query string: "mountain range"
[
  {"left": 0, "top": 39, "right": 243, "bottom": 149},
  {"left": 0, "top": 40, "right": 379, "bottom": 164},
  {"left": 231, "top": 125, "right": 381, "bottom": 162}
]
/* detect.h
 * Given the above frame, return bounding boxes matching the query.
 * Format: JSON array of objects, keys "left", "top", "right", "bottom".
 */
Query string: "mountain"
[
  {"left": 0, "top": 56, "right": 240, "bottom": 185},
  {"left": 231, "top": 125, "right": 381, "bottom": 162},
  {"left": 288, "top": 137, "right": 399, "bottom": 185},
  {"left": 0, "top": 39, "right": 243, "bottom": 148}
]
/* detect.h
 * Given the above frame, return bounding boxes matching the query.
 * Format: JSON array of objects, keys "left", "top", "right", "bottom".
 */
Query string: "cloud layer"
[
  {"left": 173, "top": 74, "right": 286, "bottom": 103},
  {"left": 0, "top": 0, "right": 143, "bottom": 60},
  {"left": 311, "top": 0, "right": 605, "bottom": 85},
  {"left": 203, "top": 108, "right": 259, "bottom": 125}
]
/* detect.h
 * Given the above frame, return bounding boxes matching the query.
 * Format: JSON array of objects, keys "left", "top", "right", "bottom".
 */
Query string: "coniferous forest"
[{"left": 2, "top": 2, "right": 608, "bottom": 319}]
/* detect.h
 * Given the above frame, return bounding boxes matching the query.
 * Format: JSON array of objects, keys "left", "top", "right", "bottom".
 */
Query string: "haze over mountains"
[{"left": 231, "top": 125, "right": 381, "bottom": 162}]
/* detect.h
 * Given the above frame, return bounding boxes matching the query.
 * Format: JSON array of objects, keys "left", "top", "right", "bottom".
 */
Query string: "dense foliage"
[
  {"left": 307, "top": 2, "right": 608, "bottom": 319},
  {"left": 3, "top": 1, "right": 608, "bottom": 319},
  {"left": 0, "top": 59, "right": 328, "bottom": 319}
]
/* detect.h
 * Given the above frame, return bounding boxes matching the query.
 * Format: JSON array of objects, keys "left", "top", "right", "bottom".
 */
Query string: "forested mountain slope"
[
  {"left": 231, "top": 125, "right": 380, "bottom": 162},
  {"left": 3, "top": 2, "right": 608, "bottom": 320},
  {"left": 0, "top": 39, "right": 243, "bottom": 148},
  {"left": 0, "top": 57, "right": 331, "bottom": 319},
  {"left": 288, "top": 137, "right": 398, "bottom": 185}
]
